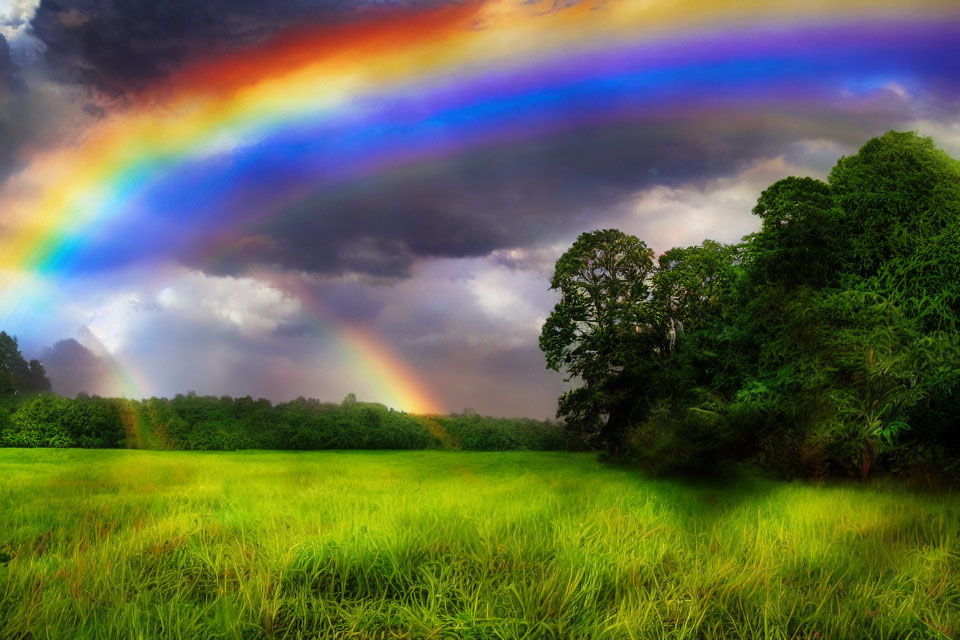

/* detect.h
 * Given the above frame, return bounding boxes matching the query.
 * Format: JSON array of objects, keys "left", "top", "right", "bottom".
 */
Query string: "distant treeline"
[
  {"left": 0, "top": 390, "right": 575, "bottom": 452},
  {"left": 0, "top": 327, "right": 573, "bottom": 452}
]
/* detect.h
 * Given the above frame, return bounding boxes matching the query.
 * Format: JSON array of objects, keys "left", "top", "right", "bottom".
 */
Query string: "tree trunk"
[
  {"left": 604, "top": 405, "right": 629, "bottom": 461},
  {"left": 860, "top": 440, "right": 876, "bottom": 482}
]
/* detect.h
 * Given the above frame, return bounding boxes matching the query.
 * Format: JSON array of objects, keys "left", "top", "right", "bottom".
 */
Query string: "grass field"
[{"left": 0, "top": 450, "right": 958, "bottom": 639}]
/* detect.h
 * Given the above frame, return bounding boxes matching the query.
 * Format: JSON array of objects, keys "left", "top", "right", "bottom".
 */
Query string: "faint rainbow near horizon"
[
  {"left": 0, "top": 0, "right": 958, "bottom": 408},
  {"left": 260, "top": 273, "right": 444, "bottom": 415},
  {"left": 98, "top": 350, "right": 148, "bottom": 400},
  {"left": 74, "top": 312, "right": 441, "bottom": 414},
  {"left": 76, "top": 329, "right": 151, "bottom": 400},
  {"left": 327, "top": 323, "right": 444, "bottom": 415}
]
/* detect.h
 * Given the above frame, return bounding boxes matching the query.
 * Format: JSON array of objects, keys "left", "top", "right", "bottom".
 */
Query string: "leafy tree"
[
  {"left": 731, "top": 132, "right": 960, "bottom": 478},
  {"left": 541, "top": 131, "right": 960, "bottom": 480},
  {"left": 746, "top": 177, "right": 841, "bottom": 288},
  {"left": 653, "top": 240, "right": 742, "bottom": 338},
  {"left": 0, "top": 332, "right": 24, "bottom": 397},
  {"left": 539, "top": 229, "right": 658, "bottom": 455},
  {"left": 66, "top": 394, "right": 125, "bottom": 448},
  {"left": 829, "top": 131, "right": 960, "bottom": 279},
  {"left": 0, "top": 332, "right": 50, "bottom": 396},
  {"left": 629, "top": 241, "right": 748, "bottom": 472},
  {"left": 28, "top": 360, "right": 51, "bottom": 392}
]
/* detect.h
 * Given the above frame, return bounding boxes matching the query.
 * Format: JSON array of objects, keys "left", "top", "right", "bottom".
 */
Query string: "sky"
[{"left": 0, "top": 0, "right": 958, "bottom": 417}]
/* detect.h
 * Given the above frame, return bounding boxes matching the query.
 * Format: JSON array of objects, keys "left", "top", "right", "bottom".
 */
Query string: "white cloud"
[
  {"left": 0, "top": 0, "right": 38, "bottom": 32},
  {"left": 155, "top": 270, "right": 301, "bottom": 335},
  {"left": 468, "top": 260, "right": 546, "bottom": 336},
  {"left": 908, "top": 118, "right": 960, "bottom": 157},
  {"left": 883, "top": 81, "right": 910, "bottom": 101},
  {"left": 77, "top": 269, "right": 301, "bottom": 356},
  {"left": 621, "top": 150, "right": 838, "bottom": 252},
  {"left": 376, "top": 254, "right": 556, "bottom": 352},
  {"left": 0, "top": 0, "right": 40, "bottom": 55},
  {"left": 85, "top": 292, "right": 144, "bottom": 354}
]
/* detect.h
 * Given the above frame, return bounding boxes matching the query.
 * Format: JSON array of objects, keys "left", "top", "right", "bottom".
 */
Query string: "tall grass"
[{"left": 0, "top": 449, "right": 957, "bottom": 639}]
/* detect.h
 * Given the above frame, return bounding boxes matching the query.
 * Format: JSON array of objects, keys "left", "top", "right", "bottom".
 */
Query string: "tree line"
[
  {"left": 0, "top": 390, "right": 573, "bottom": 451},
  {"left": 540, "top": 131, "right": 960, "bottom": 480},
  {"left": 0, "top": 333, "right": 572, "bottom": 451}
]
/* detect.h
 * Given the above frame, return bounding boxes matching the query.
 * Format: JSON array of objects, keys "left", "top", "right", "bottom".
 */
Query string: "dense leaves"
[
  {"left": 0, "top": 332, "right": 50, "bottom": 398},
  {"left": 542, "top": 131, "right": 960, "bottom": 479},
  {"left": 0, "top": 390, "right": 574, "bottom": 452},
  {"left": 539, "top": 229, "right": 659, "bottom": 454}
]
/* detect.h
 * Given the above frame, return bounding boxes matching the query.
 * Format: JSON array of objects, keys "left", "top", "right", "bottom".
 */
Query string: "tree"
[
  {"left": 746, "top": 176, "right": 841, "bottom": 288},
  {"left": 26, "top": 360, "right": 51, "bottom": 393},
  {"left": 0, "top": 332, "right": 51, "bottom": 396},
  {"left": 829, "top": 131, "right": 960, "bottom": 279},
  {"left": 736, "top": 132, "right": 960, "bottom": 478},
  {"left": 0, "top": 331, "right": 28, "bottom": 397},
  {"left": 536, "top": 132, "right": 960, "bottom": 479},
  {"left": 653, "top": 240, "right": 742, "bottom": 347},
  {"left": 539, "top": 229, "right": 658, "bottom": 455},
  {"left": 3, "top": 394, "right": 75, "bottom": 447}
]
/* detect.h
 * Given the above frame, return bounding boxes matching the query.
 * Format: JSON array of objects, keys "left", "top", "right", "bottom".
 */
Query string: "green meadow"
[{"left": 1, "top": 449, "right": 958, "bottom": 639}]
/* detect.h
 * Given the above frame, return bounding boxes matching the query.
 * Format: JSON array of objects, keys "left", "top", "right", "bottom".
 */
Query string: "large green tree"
[
  {"left": 735, "top": 131, "right": 960, "bottom": 478},
  {"left": 542, "top": 131, "right": 960, "bottom": 479},
  {"left": 539, "top": 229, "right": 658, "bottom": 454}
]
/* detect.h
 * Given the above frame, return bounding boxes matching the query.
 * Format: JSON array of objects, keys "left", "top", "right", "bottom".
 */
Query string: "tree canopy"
[
  {"left": 0, "top": 332, "right": 50, "bottom": 399},
  {"left": 542, "top": 131, "right": 960, "bottom": 479}
]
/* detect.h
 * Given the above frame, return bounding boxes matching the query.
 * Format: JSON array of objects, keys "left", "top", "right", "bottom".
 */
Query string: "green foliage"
[
  {"left": 829, "top": 131, "right": 960, "bottom": 278},
  {"left": 0, "top": 331, "right": 51, "bottom": 397},
  {"left": 3, "top": 394, "right": 76, "bottom": 447},
  {"left": 435, "top": 412, "right": 571, "bottom": 451},
  {"left": 1, "top": 387, "right": 571, "bottom": 452},
  {"left": 542, "top": 131, "right": 960, "bottom": 479},
  {"left": 540, "top": 229, "right": 661, "bottom": 454},
  {"left": 66, "top": 394, "right": 125, "bottom": 448},
  {"left": 747, "top": 177, "right": 841, "bottom": 288},
  {"left": 653, "top": 239, "right": 742, "bottom": 335},
  {"left": 740, "top": 132, "right": 960, "bottom": 479},
  {"left": 0, "top": 394, "right": 125, "bottom": 449}
]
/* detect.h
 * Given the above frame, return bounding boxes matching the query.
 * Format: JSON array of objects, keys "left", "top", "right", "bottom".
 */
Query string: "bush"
[
  {"left": 438, "top": 414, "right": 571, "bottom": 451},
  {"left": 4, "top": 394, "right": 76, "bottom": 447}
]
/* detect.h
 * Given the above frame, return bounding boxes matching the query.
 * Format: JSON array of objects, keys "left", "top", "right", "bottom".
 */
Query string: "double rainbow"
[{"left": 0, "top": 0, "right": 957, "bottom": 411}]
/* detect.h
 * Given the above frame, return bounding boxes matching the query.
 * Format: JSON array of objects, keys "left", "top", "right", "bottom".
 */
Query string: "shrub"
[{"left": 5, "top": 394, "right": 76, "bottom": 447}]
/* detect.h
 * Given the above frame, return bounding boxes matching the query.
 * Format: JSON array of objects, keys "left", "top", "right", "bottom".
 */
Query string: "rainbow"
[
  {"left": 334, "top": 324, "right": 443, "bottom": 415},
  {"left": 0, "top": 0, "right": 958, "bottom": 410},
  {"left": 77, "top": 330, "right": 150, "bottom": 400},
  {"left": 259, "top": 272, "right": 443, "bottom": 414}
]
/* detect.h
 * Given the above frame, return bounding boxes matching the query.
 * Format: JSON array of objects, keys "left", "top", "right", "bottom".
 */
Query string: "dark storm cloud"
[
  {"left": 0, "top": 35, "right": 25, "bottom": 178},
  {"left": 422, "top": 343, "right": 567, "bottom": 419},
  {"left": 201, "top": 104, "right": 912, "bottom": 278},
  {"left": 0, "top": 35, "right": 22, "bottom": 90},
  {"left": 0, "top": 31, "right": 95, "bottom": 183},
  {"left": 30, "top": 0, "right": 454, "bottom": 96}
]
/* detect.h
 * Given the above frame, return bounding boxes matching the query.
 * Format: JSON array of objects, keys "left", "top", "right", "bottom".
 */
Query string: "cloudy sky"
[{"left": 0, "top": 0, "right": 958, "bottom": 416}]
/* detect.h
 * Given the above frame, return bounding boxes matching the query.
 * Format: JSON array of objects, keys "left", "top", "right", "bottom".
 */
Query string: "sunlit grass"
[{"left": 0, "top": 449, "right": 957, "bottom": 639}]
